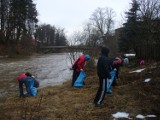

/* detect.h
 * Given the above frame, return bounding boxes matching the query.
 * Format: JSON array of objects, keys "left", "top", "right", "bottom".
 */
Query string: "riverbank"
[
  {"left": 0, "top": 53, "right": 72, "bottom": 106},
  {"left": 1, "top": 61, "right": 160, "bottom": 120}
]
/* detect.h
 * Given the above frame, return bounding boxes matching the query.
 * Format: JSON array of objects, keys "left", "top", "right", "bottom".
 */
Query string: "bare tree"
[
  {"left": 138, "top": 0, "right": 160, "bottom": 44},
  {"left": 138, "top": 0, "right": 160, "bottom": 20},
  {"left": 83, "top": 22, "right": 101, "bottom": 47},
  {"left": 90, "top": 7, "right": 116, "bottom": 44},
  {"left": 69, "top": 31, "right": 86, "bottom": 46},
  {"left": 0, "top": 0, "right": 10, "bottom": 43}
]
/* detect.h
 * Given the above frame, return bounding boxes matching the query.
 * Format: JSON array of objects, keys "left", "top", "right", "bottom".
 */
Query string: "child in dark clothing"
[{"left": 94, "top": 47, "right": 111, "bottom": 106}]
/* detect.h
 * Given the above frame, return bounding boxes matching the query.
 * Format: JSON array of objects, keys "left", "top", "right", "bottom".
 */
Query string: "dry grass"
[{"left": 1, "top": 62, "right": 160, "bottom": 120}]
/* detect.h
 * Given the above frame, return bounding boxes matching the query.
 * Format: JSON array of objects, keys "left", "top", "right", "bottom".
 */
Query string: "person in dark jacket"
[
  {"left": 71, "top": 54, "right": 91, "bottom": 86},
  {"left": 94, "top": 47, "right": 111, "bottom": 106}
]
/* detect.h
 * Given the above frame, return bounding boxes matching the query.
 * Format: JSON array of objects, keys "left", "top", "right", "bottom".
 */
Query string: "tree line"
[
  {"left": 0, "top": 0, "right": 159, "bottom": 58},
  {"left": 0, "top": 0, "right": 68, "bottom": 56},
  {"left": 35, "top": 24, "right": 68, "bottom": 47},
  {"left": 119, "top": 0, "right": 160, "bottom": 53},
  {"left": 0, "top": 0, "right": 38, "bottom": 55},
  {"left": 68, "top": 0, "right": 160, "bottom": 58}
]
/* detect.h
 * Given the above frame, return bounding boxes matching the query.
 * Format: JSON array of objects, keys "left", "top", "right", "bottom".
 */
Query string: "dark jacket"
[{"left": 97, "top": 47, "right": 111, "bottom": 79}]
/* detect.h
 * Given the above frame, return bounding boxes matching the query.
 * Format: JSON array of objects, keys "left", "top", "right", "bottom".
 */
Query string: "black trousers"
[
  {"left": 94, "top": 77, "right": 106, "bottom": 105},
  {"left": 112, "top": 77, "right": 117, "bottom": 86},
  {"left": 72, "top": 70, "right": 80, "bottom": 86}
]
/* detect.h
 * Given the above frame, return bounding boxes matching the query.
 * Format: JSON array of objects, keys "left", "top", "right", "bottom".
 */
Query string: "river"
[{"left": 0, "top": 53, "right": 73, "bottom": 104}]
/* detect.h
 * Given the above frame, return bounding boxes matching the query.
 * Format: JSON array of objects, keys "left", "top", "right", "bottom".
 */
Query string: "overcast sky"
[{"left": 35, "top": 0, "right": 131, "bottom": 36}]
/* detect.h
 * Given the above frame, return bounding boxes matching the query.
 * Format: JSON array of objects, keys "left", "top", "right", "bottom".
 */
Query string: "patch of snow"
[
  {"left": 112, "top": 112, "right": 157, "bottom": 119},
  {"left": 144, "top": 78, "right": 151, "bottom": 82},
  {"left": 124, "top": 54, "right": 136, "bottom": 57},
  {"left": 136, "top": 114, "right": 145, "bottom": 119},
  {"left": 146, "top": 115, "right": 157, "bottom": 118},
  {"left": 112, "top": 112, "right": 129, "bottom": 119},
  {"left": 129, "top": 68, "right": 145, "bottom": 73}
]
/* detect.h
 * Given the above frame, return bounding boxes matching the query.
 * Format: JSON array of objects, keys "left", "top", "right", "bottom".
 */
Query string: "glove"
[
  {"left": 80, "top": 69, "right": 83, "bottom": 71},
  {"left": 108, "top": 79, "right": 112, "bottom": 84}
]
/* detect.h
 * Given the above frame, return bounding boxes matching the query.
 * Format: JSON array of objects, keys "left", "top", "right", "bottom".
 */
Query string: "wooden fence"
[{"left": 135, "top": 44, "right": 160, "bottom": 61}]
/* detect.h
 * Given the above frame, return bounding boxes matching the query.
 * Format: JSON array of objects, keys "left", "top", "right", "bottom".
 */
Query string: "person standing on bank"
[
  {"left": 71, "top": 54, "right": 91, "bottom": 86},
  {"left": 94, "top": 47, "right": 111, "bottom": 106}
]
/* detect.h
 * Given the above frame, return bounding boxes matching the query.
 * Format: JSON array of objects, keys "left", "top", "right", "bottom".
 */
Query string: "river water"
[{"left": 0, "top": 53, "right": 73, "bottom": 104}]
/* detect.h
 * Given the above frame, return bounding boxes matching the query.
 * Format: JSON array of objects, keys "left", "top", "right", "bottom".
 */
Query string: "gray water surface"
[{"left": 0, "top": 53, "right": 72, "bottom": 103}]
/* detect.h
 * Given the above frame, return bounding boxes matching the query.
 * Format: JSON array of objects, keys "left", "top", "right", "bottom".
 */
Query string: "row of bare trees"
[
  {"left": 1, "top": 0, "right": 159, "bottom": 57},
  {"left": 68, "top": 7, "right": 118, "bottom": 56},
  {"left": 68, "top": 0, "right": 160, "bottom": 58}
]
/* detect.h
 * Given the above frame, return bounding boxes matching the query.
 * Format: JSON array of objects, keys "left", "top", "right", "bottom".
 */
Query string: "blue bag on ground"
[
  {"left": 26, "top": 77, "right": 37, "bottom": 96},
  {"left": 74, "top": 71, "right": 86, "bottom": 87},
  {"left": 106, "top": 69, "right": 116, "bottom": 93},
  {"left": 30, "top": 87, "right": 37, "bottom": 96}
]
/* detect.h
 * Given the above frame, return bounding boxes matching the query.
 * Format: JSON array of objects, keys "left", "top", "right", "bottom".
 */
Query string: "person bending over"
[{"left": 71, "top": 54, "right": 91, "bottom": 86}]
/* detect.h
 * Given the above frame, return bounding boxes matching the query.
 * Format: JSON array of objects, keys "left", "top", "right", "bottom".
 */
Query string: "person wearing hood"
[
  {"left": 94, "top": 47, "right": 111, "bottom": 106},
  {"left": 71, "top": 54, "right": 91, "bottom": 86}
]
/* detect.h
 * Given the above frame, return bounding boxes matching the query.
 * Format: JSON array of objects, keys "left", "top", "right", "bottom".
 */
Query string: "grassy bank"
[{"left": 1, "top": 62, "right": 160, "bottom": 120}]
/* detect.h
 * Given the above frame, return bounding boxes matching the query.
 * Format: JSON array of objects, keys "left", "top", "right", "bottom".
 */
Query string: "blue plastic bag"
[
  {"left": 26, "top": 77, "right": 37, "bottom": 96},
  {"left": 30, "top": 87, "right": 37, "bottom": 96},
  {"left": 106, "top": 69, "right": 116, "bottom": 93},
  {"left": 74, "top": 71, "right": 86, "bottom": 87}
]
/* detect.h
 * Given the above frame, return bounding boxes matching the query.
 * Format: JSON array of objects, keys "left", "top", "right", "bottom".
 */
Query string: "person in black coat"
[{"left": 94, "top": 47, "right": 111, "bottom": 106}]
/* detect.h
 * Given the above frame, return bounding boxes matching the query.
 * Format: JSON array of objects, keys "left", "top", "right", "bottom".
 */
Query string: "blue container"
[
  {"left": 74, "top": 71, "right": 86, "bottom": 87},
  {"left": 106, "top": 69, "right": 116, "bottom": 93},
  {"left": 26, "top": 77, "right": 37, "bottom": 96}
]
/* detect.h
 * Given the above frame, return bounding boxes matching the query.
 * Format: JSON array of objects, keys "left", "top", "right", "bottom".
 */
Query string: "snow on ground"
[
  {"left": 129, "top": 68, "right": 145, "bottom": 73},
  {"left": 136, "top": 114, "right": 145, "bottom": 119},
  {"left": 144, "top": 78, "right": 151, "bottom": 82},
  {"left": 112, "top": 112, "right": 157, "bottom": 119},
  {"left": 124, "top": 53, "right": 136, "bottom": 57},
  {"left": 112, "top": 112, "right": 130, "bottom": 119},
  {"left": 136, "top": 114, "right": 157, "bottom": 119}
]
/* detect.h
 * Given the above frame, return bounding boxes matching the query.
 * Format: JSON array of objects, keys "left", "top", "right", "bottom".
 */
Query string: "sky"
[{"left": 35, "top": 0, "right": 131, "bottom": 37}]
